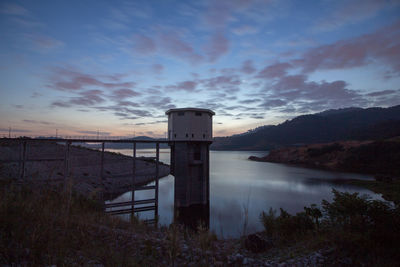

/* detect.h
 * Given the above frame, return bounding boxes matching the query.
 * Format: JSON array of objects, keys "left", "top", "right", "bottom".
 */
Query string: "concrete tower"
[{"left": 166, "top": 108, "right": 215, "bottom": 228}]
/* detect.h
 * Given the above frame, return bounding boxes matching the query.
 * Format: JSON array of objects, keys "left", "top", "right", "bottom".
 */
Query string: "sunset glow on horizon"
[{"left": 1, "top": 0, "right": 400, "bottom": 138}]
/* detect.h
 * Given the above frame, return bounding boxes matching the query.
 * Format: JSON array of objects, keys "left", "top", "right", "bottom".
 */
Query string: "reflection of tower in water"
[{"left": 166, "top": 108, "right": 215, "bottom": 230}]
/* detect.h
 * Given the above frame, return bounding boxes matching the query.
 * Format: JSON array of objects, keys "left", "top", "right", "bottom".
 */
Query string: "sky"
[{"left": 1, "top": 0, "right": 400, "bottom": 138}]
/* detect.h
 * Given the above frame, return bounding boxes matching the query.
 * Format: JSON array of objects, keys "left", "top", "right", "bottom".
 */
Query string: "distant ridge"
[{"left": 211, "top": 105, "right": 400, "bottom": 151}]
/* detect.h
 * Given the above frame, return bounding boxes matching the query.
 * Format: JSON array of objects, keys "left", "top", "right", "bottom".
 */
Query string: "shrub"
[
  {"left": 307, "top": 143, "right": 343, "bottom": 157},
  {"left": 261, "top": 189, "right": 400, "bottom": 264},
  {"left": 260, "top": 207, "right": 314, "bottom": 240}
]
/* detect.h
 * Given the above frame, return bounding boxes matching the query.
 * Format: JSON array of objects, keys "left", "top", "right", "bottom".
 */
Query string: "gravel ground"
[{"left": 0, "top": 140, "right": 170, "bottom": 197}]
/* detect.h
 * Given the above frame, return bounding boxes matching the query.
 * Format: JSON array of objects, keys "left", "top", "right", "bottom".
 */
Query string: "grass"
[
  {"left": 0, "top": 179, "right": 164, "bottom": 266},
  {"left": 0, "top": 178, "right": 230, "bottom": 266}
]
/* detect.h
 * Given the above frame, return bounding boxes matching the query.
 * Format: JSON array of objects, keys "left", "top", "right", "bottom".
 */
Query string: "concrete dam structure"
[{"left": 166, "top": 108, "right": 215, "bottom": 229}]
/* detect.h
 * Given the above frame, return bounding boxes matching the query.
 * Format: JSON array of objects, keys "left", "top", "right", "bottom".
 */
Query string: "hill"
[
  {"left": 249, "top": 138, "right": 400, "bottom": 177},
  {"left": 211, "top": 105, "right": 400, "bottom": 150}
]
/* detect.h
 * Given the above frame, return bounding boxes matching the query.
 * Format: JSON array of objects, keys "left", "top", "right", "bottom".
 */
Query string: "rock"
[{"left": 244, "top": 234, "right": 272, "bottom": 253}]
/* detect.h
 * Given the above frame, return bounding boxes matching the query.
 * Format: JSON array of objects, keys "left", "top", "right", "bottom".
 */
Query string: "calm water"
[{"left": 107, "top": 149, "right": 380, "bottom": 238}]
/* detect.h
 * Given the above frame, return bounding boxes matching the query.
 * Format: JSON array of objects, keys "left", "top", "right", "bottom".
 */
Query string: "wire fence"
[{"left": 0, "top": 134, "right": 165, "bottom": 140}]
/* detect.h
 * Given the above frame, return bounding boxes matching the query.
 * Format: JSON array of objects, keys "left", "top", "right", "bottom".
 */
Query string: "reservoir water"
[{"left": 107, "top": 149, "right": 379, "bottom": 238}]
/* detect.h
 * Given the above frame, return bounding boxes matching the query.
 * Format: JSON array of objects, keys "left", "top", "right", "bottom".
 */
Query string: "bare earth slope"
[
  {"left": 0, "top": 140, "right": 170, "bottom": 197},
  {"left": 249, "top": 137, "right": 400, "bottom": 177}
]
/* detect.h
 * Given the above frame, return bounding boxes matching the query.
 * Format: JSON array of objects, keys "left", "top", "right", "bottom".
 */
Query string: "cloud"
[
  {"left": 297, "top": 21, "right": 400, "bottom": 75},
  {"left": 117, "top": 101, "right": 140, "bottom": 107},
  {"left": 366, "top": 89, "right": 400, "bottom": 106},
  {"left": 202, "top": 0, "right": 252, "bottom": 29},
  {"left": 142, "top": 96, "right": 176, "bottom": 110},
  {"left": 134, "top": 120, "right": 167, "bottom": 126},
  {"left": 258, "top": 99, "right": 286, "bottom": 109},
  {"left": 133, "top": 34, "right": 156, "bottom": 54},
  {"left": 76, "top": 130, "right": 111, "bottom": 136},
  {"left": 70, "top": 90, "right": 105, "bottom": 106},
  {"left": 232, "top": 25, "right": 258, "bottom": 35},
  {"left": 52, "top": 90, "right": 106, "bottom": 107},
  {"left": 0, "top": 128, "right": 31, "bottom": 133},
  {"left": 49, "top": 67, "right": 135, "bottom": 92},
  {"left": 259, "top": 73, "right": 366, "bottom": 113},
  {"left": 177, "top": 81, "right": 197, "bottom": 91},
  {"left": 95, "top": 105, "right": 152, "bottom": 119},
  {"left": 240, "top": 59, "right": 256, "bottom": 74},
  {"left": 1, "top": 3, "right": 28, "bottom": 15},
  {"left": 111, "top": 89, "right": 140, "bottom": 100},
  {"left": 366, "top": 89, "right": 397, "bottom": 97},
  {"left": 22, "top": 120, "right": 53, "bottom": 125},
  {"left": 31, "top": 92, "right": 42, "bottom": 98},
  {"left": 51, "top": 101, "right": 71, "bottom": 108},
  {"left": 204, "top": 32, "right": 229, "bottom": 62},
  {"left": 24, "top": 34, "right": 64, "bottom": 51},
  {"left": 200, "top": 74, "right": 242, "bottom": 91},
  {"left": 159, "top": 32, "right": 203, "bottom": 63},
  {"left": 313, "top": 0, "right": 396, "bottom": 32},
  {"left": 151, "top": 64, "right": 164, "bottom": 75},
  {"left": 239, "top": 98, "right": 261, "bottom": 104},
  {"left": 257, "top": 62, "right": 292, "bottom": 79}
]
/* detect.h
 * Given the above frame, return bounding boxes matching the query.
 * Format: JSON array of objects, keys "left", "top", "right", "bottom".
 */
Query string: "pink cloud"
[
  {"left": 24, "top": 34, "right": 64, "bottom": 50},
  {"left": 166, "top": 81, "right": 198, "bottom": 92},
  {"left": 151, "top": 64, "right": 164, "bottom": 75},
  {"left": 70, "top": 90, "right": 105, "bottom": 106},
  {"left": 178, "top": 81, "right": 197, "bottom": 91},
  {"left": 51, "top": 89, "right": 106, "bottom": 108},
  {"left": 313, "top": 0, "right": 396, "bottom": 32},
  {"left": 266, "top": 74, "right": 362, "bottom": 109},
  {"left": 257, "top": 62, "right": 292, "bottom": 79},
  {"left": 160, "top": 33, "right": 203, "bottom": 63},
  {"left": 241, "top": 59, "right": 256, "bottom": 74},
  {"left": 203, "top": 0, "right": 252, "bottom": 28},
  {"left": 200, "top": 74, "right": 241, "bottom": 91},
  {"left": 204, "top": 32, "right": 229, "bottom": 62},
  {"left": 297, "top": 20, "right": 400, "bottom": 74},
  {"left": 112, "top": 89, "right": 140, "bottom": 99},
  {"left": 49, "top": 67, "right": 136, "bottom": 91},
  {"left": 133, "top": 34, "right": 156, "bottom": 54}
]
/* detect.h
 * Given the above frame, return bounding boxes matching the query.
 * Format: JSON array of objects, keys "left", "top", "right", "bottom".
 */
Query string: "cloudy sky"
[{"left": 1, "top": 0, "right": 400, "bottom": 138}]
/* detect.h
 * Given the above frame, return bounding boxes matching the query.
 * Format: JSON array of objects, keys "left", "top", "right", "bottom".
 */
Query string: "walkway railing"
[{"left": 0, "top": 137, "right": 169, "bottom": 225}]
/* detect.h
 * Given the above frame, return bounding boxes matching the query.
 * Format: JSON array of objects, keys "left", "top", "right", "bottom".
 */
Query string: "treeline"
[{"left": 212, "top": 105, "right": 400, "bottom": 150}]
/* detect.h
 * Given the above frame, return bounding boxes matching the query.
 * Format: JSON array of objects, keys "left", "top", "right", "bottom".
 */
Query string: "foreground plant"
[{"left": 260, "top": 189, "right": 400, "bottom": 265}]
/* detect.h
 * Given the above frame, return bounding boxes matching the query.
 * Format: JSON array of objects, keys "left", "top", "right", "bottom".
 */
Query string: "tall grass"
[{"left": 0, "top": 179, "right": 160, "bottom": 266}]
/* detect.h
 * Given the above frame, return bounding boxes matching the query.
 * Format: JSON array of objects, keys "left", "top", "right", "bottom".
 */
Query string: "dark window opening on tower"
[
  {"left": 186, "top": 133, "right": 188, "bottom": 138},
  {"left": 203, "top": 134, "right": 205, "bottom": 138},
  {"left": 195, "top": 112, "right": 202, "bottom": 116},
  {"left": 174, "top": 133, "right": 177, "bottom": 138},
  {"left": 192, "top": 133, "right": 194, "bottom": 138},
  {"left": 178, "top": 112, "right": 185, "bottom": 116}
]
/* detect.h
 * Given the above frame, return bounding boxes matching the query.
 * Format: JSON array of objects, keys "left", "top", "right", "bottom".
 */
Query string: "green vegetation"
[
  {"left": 0, "top": 179, "right": 162, "bottom": 266},
  {"left": 339, "top": 140, "right": 400, "bottom": 176},
  {"left": 0, "top": 179, "right": 226, "bottom": 266},
  {"left": 307, "top": 143, "right": 343, "bottom": 157},
  {"left": 348, "top": 179, "right": 400, "bottom": 205},
  {"left": 260, "top": 189, "right": 400, "bottom": 265}
]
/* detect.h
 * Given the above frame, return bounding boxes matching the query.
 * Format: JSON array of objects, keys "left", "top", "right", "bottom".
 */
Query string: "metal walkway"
[{"left": 0, "top": 137, "right": 169, "bottom": 225}]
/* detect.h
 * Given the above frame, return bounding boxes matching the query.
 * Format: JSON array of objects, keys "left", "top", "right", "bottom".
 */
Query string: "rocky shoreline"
[
  {"left": 0, "top": 140, "right": 170, "bottom": 198},
  {"left": 249, "top": 138, "right": 400, "bottom": 177}
]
